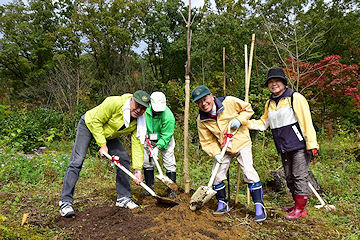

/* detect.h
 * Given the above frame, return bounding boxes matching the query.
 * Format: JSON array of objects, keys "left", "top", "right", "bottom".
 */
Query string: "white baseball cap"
[{"left": 150, "top": 92, "right": 166, "bottom": 112}]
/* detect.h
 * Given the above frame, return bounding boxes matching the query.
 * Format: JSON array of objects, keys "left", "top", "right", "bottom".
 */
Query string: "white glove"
[
  {"left": 214, "top": 154, "right": 222, "bottom": 163},
  {"left": 150, "top": 146, "right": 159, "bottom": 158},
  {"left": 229, "top": 118, "right": 241, "bottom": 130}
]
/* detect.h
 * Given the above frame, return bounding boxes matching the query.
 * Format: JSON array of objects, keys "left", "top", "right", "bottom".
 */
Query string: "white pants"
[
  {"left": 213, "top": 145, "right": 260, "bottom": 185},
  {"left": 143, "top": 137, "right": 177, "bottom": 172}
]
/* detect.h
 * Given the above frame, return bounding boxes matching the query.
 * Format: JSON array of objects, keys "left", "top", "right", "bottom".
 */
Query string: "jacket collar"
[
  {"left": 199, "top": 96, "right": 226, "bottom": 121},
  {"left": 269, "top": 87, "right": 293, "bottom": 100}
]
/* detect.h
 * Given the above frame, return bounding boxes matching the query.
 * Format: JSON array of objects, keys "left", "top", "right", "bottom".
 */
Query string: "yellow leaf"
[{"left": 21, "top": 213, "right": 29, "bottom": 226}]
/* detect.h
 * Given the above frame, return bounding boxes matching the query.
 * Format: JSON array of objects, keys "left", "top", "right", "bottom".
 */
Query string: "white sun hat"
[{"left": 150, "top": 92, "right": 166, "bottom": 112}]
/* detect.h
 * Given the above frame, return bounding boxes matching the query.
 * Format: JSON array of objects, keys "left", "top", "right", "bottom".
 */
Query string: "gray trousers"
[
  {"left": 143, "top": 137, "right": 177, "bottom": 172},
  {"left": 213, "top": 145, "right": 260, "bottom": 185},
  {"left": 281, "top": 148, "right": 311, "bottom": 195},
  {"left": 60, "top": 115, "right": 131, "bottom": 204}
]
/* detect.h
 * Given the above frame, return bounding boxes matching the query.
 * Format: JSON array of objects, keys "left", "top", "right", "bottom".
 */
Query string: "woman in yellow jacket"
[
  {"left": 248, "top": 67, "right": 319, "bottom": 219},
  {"left": 192, "top": 85, "right": 266, "bottom": 222},
  {"left": 59, "top": 90, "right": 150, "bottom": 217}
]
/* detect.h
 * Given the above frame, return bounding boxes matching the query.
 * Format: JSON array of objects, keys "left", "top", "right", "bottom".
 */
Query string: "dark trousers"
[
  {"left": 281, "top": 148, "right": 311, "bottom": 195},
  {"left": 60, "top": 116, "right": 131, "bottom": 203}
]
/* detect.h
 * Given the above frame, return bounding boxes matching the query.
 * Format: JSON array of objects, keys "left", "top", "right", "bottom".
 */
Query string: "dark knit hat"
[{"left": 265, "top": 67, "right": 288, "bottom": 87}]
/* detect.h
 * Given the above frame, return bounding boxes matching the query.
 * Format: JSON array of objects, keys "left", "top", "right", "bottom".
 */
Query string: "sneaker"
[
  {"left": 59, "top": 201, "right": 75, "bottom": 217},
  {"left": 116, "top": 196, "right": 139, "bottom": 209},
  {"left": 254, "top": 203, "right": 267, "bottom": 222},
  {"left": 213, "top": 200, "right": 230, "bottom": 215}
]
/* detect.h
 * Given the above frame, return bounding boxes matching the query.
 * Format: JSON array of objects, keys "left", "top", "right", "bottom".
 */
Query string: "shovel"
[
  {"left": 189, "top": 126, "right": 237, "bottom": 211},
  {"left": 308, "top": 182, "right": 335, "bottom": 211},
  {"left": 102, "top": 151, "right": 178, "bottom": 206},
  {"left": 145, "top": 138, "right": 178, "bottom": 191}
]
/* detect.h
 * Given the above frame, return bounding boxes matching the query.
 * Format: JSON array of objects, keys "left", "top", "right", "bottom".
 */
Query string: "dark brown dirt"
[
  {"left": 54, "top": 193, "right": 252, "bottom": 240},
  {"left": 49, "top": 182, "right": 346, "bottom": 240}
]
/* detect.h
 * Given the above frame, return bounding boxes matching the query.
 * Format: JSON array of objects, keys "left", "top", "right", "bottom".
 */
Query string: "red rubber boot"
[
  {"left": 283, "top": 194, "right": 295, "bottom": 212},
  {"left": 285, "top": 194, "right": 308, "bottom": 219}
]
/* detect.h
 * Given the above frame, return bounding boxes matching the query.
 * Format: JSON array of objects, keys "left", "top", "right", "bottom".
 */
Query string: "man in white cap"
[{"left": 141, "top": 91, "right": 177, "bottom": 197}]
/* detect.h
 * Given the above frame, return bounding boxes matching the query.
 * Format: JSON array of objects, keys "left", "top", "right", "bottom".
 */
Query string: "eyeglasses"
[{"left": 134, "top": 100, "right": 146, "bottom": 111}]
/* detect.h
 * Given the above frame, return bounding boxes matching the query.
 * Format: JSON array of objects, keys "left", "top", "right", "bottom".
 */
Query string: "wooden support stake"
[{"left": 235, "top": 35, "right": 256, "bottom": 207}]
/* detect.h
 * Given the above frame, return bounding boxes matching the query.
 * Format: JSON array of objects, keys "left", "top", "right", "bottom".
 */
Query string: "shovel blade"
[
  {"left": 189, "top": 186, "right": 217, "bottom": 211},
  {"left": 155, "top": 195, "right": 179, "bottom": 206},
  {"left": 156, "top": 175, "right": 178, "bottom": 191}
]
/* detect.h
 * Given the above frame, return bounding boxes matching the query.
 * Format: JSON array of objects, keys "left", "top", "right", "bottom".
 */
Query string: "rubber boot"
[
  {"left": 285, "top": 194, "right": 308, "bottom": 219},
  {"left": 283, "top": 194, "right": 295, "bottom": 212},
  {"left": 140, "top": 168, "right": 154, "bottom": 197},
  {"left": 248, "top": 181, "right": 267, "bottom": 222},
  {"left": 213, "top": 182, "right": 229, "bottom": 214},
  {"left": 166, "top": 171, "right": 176, "bottom": 198}
]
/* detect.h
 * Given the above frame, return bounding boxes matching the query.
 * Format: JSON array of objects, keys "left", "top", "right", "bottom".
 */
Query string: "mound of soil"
[{"left": 55, "top": 192, "right": 254, "bottom": 240}]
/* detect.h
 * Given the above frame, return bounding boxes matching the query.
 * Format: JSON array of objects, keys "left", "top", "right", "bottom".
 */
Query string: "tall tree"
[
  {"left": 0, "top": 0, "right": 58, "bottom": 101},
  {"left": 142, "top": 0, "right": 188, "bottom": 86},
  {"left": 73, "top": 0, "right": 147, "bottom": 95}
]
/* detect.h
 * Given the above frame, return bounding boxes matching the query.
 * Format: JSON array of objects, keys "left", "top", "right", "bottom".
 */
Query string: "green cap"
[
  {"left": 133, "top": 90, "right": 150, "bottom": 108},
  {"left": 191, "top": 85, "right": 211, "bottom": 102}
]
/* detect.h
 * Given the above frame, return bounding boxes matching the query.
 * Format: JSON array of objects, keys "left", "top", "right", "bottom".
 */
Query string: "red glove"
[{"left": 310, "top": 148, "right": 318, "bottom": 156}]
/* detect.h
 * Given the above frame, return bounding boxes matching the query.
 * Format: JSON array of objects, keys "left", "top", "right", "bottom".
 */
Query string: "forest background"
[{"left": 0, "top": 0, "right": 359, "bottom": 238}]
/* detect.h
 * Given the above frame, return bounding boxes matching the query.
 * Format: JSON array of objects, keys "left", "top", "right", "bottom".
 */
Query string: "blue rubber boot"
[
  {"left": 248, "top": 181, "right": 267, "bottom": 222},
  {"left": 213, "top": 182, "right": 230, "bottom": 214}
]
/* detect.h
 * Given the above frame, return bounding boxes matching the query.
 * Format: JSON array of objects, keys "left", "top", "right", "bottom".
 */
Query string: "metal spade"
[
  {"left": 102, "top": 151, "right": 178, "bottom": 206},
  {"left": 190, "top": 126, "right": 237, "bottom": 210}
]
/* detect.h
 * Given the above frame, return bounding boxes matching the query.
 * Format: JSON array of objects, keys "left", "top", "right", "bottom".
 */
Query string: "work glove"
[
  {"left": 229, "top": 118, "right": 241, "bottom": 130},
  {"left": 214, "top": 154, "right": 222, "bottom": 164},
  {"left": 150, "top": 146, "right": 160, "bottom": 158},
  {"left": 308, "top": 148, "right": 318, "bottom": 157}
]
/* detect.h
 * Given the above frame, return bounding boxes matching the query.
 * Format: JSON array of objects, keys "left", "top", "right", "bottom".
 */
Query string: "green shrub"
[{"left": 0, "top": 105, "right": 75, "bottom": 153}]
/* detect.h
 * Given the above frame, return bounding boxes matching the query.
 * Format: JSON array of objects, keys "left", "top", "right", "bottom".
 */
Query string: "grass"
[{"left": 0, "top": 131, "right": 359, "bottom": 239}]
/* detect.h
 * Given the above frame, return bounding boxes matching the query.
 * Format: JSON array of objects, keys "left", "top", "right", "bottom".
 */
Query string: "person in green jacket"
[
  {"left": 59, "top": 90, "right": 150, "bottom": 217},
  {"left": 142, "top": 92, "right": 177, "bottom": 197}
]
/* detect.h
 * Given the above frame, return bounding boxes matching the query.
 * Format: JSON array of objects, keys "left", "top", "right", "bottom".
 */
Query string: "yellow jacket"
[
  {"left": 197, "top": 96, "right": 253, "bottom": 157},
  {"left": 85, "top": 94, "right": 144, "bottom": 169}
]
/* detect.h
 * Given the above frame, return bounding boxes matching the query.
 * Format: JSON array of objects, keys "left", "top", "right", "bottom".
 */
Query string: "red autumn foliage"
[{"left": 285, "top": 55, "right": 359, "bottom": 107}]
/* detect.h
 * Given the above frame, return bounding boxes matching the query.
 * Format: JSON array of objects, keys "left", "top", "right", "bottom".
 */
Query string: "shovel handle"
[
  {"left": 152, "top": 155, "right": 164, "bottom": 176},
  {"left": 145, "top": 138, "right": 164, "bottom": 176},
  {"left": 207, "top": 126, "right": 238, "bottom": 187},
  {"left": 102, "top": 151, "right": 156, "bottom": 197},
  {"left": 308, "top": 182, "right": 326, "bottom": 206}
]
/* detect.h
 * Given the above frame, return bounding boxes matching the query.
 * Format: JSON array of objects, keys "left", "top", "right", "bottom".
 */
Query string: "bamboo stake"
[
  {"left": 223, "top": 47, "right": 231, "bottom": 200},
  {"left": 223, "top": 47, "right": 226, "bottom": 96},
  {"left": 244, "top": 44, "right": 248, "bottom": 101},
  {"left": 235, "top": 44, "right": 248, "bottom": 205},
  {"left": 246, "top": 34, "right": 255, "bottom": 102},
  {"left": 235, "top": 35, "right": 256, "bottom": 206},
  {"left": 183, "top": 0, "right": 192, "bottom": 194}
]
